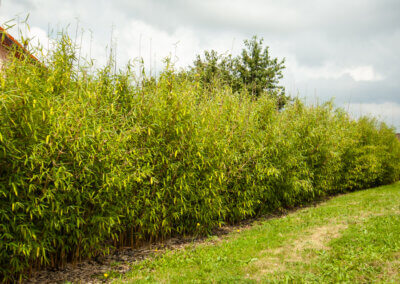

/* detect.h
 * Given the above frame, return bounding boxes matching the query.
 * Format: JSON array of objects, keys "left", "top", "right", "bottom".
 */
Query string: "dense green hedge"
[{"left": 1, "top": 36, "right": 399, "bottom": 281}]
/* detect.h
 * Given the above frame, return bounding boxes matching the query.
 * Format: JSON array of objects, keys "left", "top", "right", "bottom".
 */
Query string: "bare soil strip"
[{"left": 250, "top": 222, "right": 347, "bottom": 279}]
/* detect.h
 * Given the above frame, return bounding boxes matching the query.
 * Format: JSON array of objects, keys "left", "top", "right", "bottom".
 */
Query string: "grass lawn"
[{"left": 113, "top": 183, "right": 400, "bottom": 283}]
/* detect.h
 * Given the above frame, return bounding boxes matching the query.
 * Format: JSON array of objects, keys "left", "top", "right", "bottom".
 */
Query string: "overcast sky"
[{"left": 1, "top": 0, "right": 399, "bottom": 131}]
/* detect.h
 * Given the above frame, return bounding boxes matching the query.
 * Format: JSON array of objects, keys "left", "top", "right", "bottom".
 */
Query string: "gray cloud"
[
  {"left": 1, "top": 0, "right": 399, "bottom": 130},
  {"left": 294, "top": 76, "right": 400, "bottom": 104}
]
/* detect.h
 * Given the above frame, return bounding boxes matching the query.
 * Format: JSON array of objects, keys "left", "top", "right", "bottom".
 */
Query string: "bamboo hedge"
[{"left": 1, "top": 35, "right": 400, "bottom": 282}]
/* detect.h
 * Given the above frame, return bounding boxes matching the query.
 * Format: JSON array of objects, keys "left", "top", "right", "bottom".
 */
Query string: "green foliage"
[
  {"left": 0, "top": 33, "right": 399, "bottom": 282},
  {"left": 191, "top": 36, "right": 288, "bottom": 108}
]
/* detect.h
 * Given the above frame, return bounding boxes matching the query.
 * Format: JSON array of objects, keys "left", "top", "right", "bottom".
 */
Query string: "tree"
[
  {"left": 191, "top": 36, "right": 289, "bottom": 109},
  {"left": 191, "top": 50, "right": 237, "bottom": 91},
  {"left": 236, "top": 36, "right": 285, "bottom": 96}
]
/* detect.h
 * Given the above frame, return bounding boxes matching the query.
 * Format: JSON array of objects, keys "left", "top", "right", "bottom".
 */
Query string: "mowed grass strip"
[{"left": 113, "top": 182, "right": 400, "bottom": 283}]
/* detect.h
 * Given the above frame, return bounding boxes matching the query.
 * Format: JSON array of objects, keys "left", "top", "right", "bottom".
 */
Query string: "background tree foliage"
[{"left": 192, "top": 36, "right": 288, "bottom": 109}]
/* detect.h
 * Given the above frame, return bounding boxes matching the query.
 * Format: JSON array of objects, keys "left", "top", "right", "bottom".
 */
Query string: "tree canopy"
[{"left": 191, "top": 36, "right": 289, "bottom": 109}]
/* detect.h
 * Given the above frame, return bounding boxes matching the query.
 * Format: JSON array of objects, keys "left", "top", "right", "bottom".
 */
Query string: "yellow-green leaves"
[{"left": 1, "top": 29, "right": 400, "bottom": 283}]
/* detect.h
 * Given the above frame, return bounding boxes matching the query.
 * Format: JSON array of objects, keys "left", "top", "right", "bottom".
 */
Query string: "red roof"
[{"left": 0, "top": 26, "right": 40, "bottom": 62}]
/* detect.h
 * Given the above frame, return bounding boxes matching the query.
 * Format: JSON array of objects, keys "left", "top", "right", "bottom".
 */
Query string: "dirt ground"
[{"left": 24, "top": 220, "right": 256, "bottom": 283}]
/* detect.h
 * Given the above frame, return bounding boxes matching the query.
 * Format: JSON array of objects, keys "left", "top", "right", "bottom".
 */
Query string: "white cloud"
[
  {"left": 26, "top": 26, "right": 51, "bottom": 55},
  {"left": 344, "top": 66, "right": 383, "bottom": 82},
  {"left": 116, "top": 19, "right": 200, "bottom": 71},
  {"left": 114, "top": 19, "right": 245, "bottom": 72},
  {"left": 286, "top": 58, "right": 384, "bottom": 83}
]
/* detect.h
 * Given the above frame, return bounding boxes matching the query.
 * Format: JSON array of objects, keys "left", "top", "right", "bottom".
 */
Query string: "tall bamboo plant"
[{"left": 0, "top": 32, "right": 399, "bottom": 282}]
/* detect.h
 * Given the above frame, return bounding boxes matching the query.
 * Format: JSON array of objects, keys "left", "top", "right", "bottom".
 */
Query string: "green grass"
[{"left": 115, "top": 183, "right": 400, "bottom": 283}]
